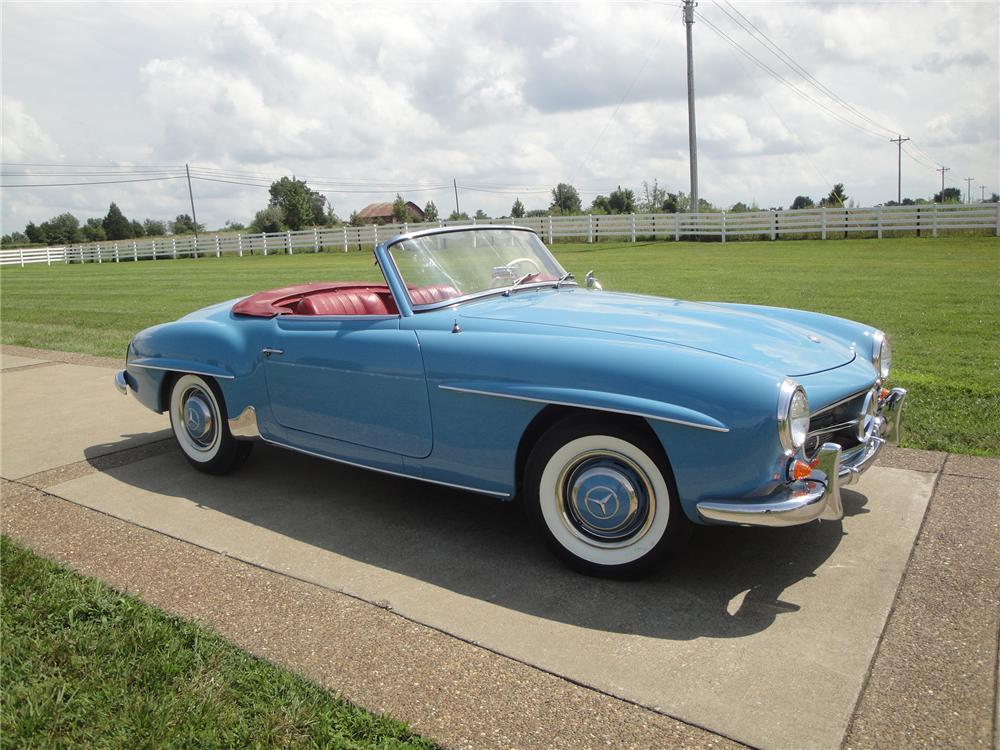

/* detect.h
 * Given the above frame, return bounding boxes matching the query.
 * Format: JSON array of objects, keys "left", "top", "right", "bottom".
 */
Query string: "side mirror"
[{"left": 585, "top": 270, "right": 603, "bottom": 291}]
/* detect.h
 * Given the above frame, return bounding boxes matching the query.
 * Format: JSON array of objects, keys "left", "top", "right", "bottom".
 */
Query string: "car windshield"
[{"left": 387, "top": 228, "right": 568, "bottom": 307}]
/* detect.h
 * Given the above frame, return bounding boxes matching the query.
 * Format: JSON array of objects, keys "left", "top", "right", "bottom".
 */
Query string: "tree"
[
  {"left": 448, "top": 210, "right": 469, "bottom": 221},
  {"left": 730, "top": 202, "right": 750, "bottom": 213},
  {"left": 639, "top": 180, "right": 667, "bottom": 213},
  {"left": 510, "top": 198, "right": 525, "bottom": 219},
  {"left": 82, "top": 218, "right": 106, "bottom": 242},
  {"left": 392, "top": 194, "right": 409, "bottom": 223},
  {"left": 424, "top": 200, "right": 439, "bottom": 222},
  {"left": 224, "top": 220, "right": 246, "bottom": 231},
  {"left": 663, "top": 191, "right": 689, "bottom": 213},
  {"left": 820, "top": 184, "right": 847, "bottom": 208},
  {"left": 990, "top": 193, "right": 999, "bottom": 203},
  {"left": 268, "top": 176, "right": 326, "bottom": 230},
  {"left": 590, "top": 195, "right": 611, "bottom": 214},
  {"left": 143, "top": 219, "right": 167, "bottom": 236},
  {"left": 791, "top": 195, "right": 814, "bottom": 210},
  {"left": 525, "top": 209, "right": 549, "bottom": 218},
  {"left": 1, "top": 231, "right": 29, "bottom": 247},
  {"left": 549, "top": 183, "right": 581, "bottom": 215},
  {"left": 130, "top": 220, "right": 145, "bottom": 238},
  {"left": 349, "top": 210, "right": 363, "bottom": 227},
  {"left": 171, "top": 214, "right": 203, "bottom": 235},
  {"left": 608, "top": 185, "right": 636, "bottom": 214},
  {"left": 102, "top": 202, "right": 133, "bottom": 240},
  {"left": 250, "top": 206, "right": 287, "bottom": 234},
  {"left": 41, "top": 213, "right": 81, "bottom": 245},
  {"left": 474, "top": 208, "right": 490, "bottom": 220},
  {"left": 933, "top": 187, "right": 961, "bottom": 203}
]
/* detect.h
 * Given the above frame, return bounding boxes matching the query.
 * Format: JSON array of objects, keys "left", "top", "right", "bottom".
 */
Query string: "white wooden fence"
[{"left": 2, "top": 203, "right": 998, "bottom": 267}]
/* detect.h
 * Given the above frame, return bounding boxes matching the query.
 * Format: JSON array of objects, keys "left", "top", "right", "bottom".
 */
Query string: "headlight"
[
  {"left": 778, "top": 379, "right": 810, "bottom": 452},
  {"left": 873, "top": 331, "right": 891, "bottom": 380}
]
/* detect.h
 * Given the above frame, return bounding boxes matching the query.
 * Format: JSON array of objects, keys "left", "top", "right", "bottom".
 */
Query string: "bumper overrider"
[{"left": 697, "top": 387, "right": 907, "bottom": 527}]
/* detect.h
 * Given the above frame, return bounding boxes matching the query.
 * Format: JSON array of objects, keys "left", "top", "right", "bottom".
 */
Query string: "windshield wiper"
[
  {"left": 555, "top": 271, "right": 574, "bottom": 288},
  {"left": 502, "top": 272, "right": 538, "bottom": 296}
]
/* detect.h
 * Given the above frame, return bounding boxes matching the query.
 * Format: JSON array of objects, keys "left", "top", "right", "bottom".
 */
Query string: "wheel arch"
[{"left": 514, "top": 404, "right": 669, "bottom": 497}]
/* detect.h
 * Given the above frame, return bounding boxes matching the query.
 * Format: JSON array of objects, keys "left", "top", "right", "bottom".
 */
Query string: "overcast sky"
[{"left": 2, "top": 1, "right": 997, "bottom": 231}]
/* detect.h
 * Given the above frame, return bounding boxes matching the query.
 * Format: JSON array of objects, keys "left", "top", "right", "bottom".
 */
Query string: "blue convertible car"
[{"left": 116, "top": 225, "right": 906, "bottom": 575}]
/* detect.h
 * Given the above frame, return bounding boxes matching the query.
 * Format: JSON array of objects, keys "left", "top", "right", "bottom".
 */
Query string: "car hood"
[{"left": 459, "top": 289, "right": 856, "bottom": 377}]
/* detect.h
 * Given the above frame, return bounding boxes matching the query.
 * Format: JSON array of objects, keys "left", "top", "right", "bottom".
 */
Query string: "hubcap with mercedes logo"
[{"left": 557, "top": 450, "right": 655, "bottom": 547}]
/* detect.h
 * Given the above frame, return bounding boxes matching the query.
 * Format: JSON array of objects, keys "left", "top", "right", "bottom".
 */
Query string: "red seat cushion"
[
  {"left": 408, "top": 285, "right": 460, "bottom": 305},
  {"left": 296, "top": 290, "right": 391, "bottom": 316}
]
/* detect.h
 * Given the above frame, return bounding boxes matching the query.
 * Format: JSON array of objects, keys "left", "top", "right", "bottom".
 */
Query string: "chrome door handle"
[{"left": 262, "top": 347, "right": 284, "bottom": 357}]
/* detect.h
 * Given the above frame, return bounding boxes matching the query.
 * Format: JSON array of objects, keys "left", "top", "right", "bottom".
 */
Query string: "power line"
[
  {"left": 189, "top": 175, "right": 450, "bottom": 194},
  {"left": 0, "top": 175, "right": 187, "bottom": 188},
  {"left": 715, "top": 1, "right": 898, "bottom": 139},
  {"left": 694, "top": 10, "right": 892, "bottom": 142}
]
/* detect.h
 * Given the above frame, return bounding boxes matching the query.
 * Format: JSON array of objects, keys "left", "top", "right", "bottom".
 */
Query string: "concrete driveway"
[{"left": 2, "top": 345, "right": 997, "bottom": 750}]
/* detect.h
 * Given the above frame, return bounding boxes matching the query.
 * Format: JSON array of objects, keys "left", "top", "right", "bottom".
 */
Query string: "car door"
[{"left": 261, "top": 315, "right": 433, "bottom": 459}]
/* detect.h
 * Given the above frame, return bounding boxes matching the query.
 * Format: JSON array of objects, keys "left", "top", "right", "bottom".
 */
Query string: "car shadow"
[{"left": 83, "top": 437, "right": 867, "bottom": 641}]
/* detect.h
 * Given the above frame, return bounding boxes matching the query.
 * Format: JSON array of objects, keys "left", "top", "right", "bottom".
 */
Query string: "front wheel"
[
  {"left": 525, "top": 416, "right": 690, "bottom": 577},
  {"left": 169, "top": 373, "right": 253, "bottom": 475}
]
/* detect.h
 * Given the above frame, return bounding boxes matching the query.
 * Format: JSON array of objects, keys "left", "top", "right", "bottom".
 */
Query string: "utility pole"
[
  {"left": 683, "top": 0, "right": 699, "bottom": 214},
  {"left": 981, "top": 185, "right": 987, "bottom": 202},
  {"left": 185, "top": 164, "right": 200, "bottom": 243},
  {"left": 452, "top": 178, "right": 460, "bottom": 218},
  {"left": 936, "top": 166, "right": 950, "bottom": 202},
  {"left": 889, "top": 136, "right": 910, "bottom": 204},
  {"left": 965, "top": 177, "right": 974, "bottom": 204}
]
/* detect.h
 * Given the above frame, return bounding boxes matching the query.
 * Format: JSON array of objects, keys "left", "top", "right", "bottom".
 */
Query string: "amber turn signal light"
[{"left": 789, "top": 459, "right": 813, "bottom": 481}]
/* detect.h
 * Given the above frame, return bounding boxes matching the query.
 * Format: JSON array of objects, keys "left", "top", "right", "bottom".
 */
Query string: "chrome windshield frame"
[{"left": 374, "top": 225, "right": 576, "bottom": 316}]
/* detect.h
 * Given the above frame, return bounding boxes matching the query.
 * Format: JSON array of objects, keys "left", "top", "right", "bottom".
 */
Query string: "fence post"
[
  {"left": 373, "top": 224, "right": 379, "bottom": 246},
  {"left": 821, "top": 208, "right": 827, "bottom": 240},
  {"left": 932, "top": 204, "right": 938, "bottom": 238},
  {"left": 771, "top": 211, "right": 777, "bottom": 241},
  {"left": 674, "top": 213, "right": 680, "bottom": 242},
  {"left": 587, "top": 214, "right": 594, "bottom": 243},
  {"left": 547, "top": 216, "right": 553, "bottom": 244},
  {"left": 19, "top": 248, "right": 25, "bottom": 267},
  {"left": 172, "top": 238, "right": 177, "bottom": 259},
  {"left": 630, "top": 214, "right": 636, "bottom": 242},
  {"left": 313, "top": 227, "right": 319, "bottom": 253},
  {"left": 238, "top": 234, "right": 243, "bottom": 257},
  {"left": 215, "top": 236, "right": 221, "bottom": 258},
  {"left": 877, "top": 205, "right": 883, "bottom": 239},
  {"left": 343, "top": 227, "right": 348, "bottom": 253},
  {"left": 111, "top": 244, "right": 117, "bottom": 263},
  {"left": 262, "top": 233, "right": 268, "bottom": 256},
  {"left": 46, "top": 247, "right": 52, "bottom": 266},
  {"left": 721, "top": 211, "right": 727, "bottom": 244}
]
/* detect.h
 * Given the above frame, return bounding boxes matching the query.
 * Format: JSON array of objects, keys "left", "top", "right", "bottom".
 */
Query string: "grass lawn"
[
  {"left": 2, "top": 235, "right": 997, "bottom": 456},
  {"left": 0, "top": 536, "right": 437, "bottom": 749}
]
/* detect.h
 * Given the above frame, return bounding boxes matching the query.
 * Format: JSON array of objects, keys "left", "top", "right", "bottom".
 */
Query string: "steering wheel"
[{"left": 504, "top": 256, "right": 542, "bottom": 275}]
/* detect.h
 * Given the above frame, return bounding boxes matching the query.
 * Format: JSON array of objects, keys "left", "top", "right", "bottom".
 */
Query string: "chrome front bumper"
[
  {"left": 697, "top": 387, "right": 907, "bottom": 527},
  {"left": 114, "top": 369, "right": 129, "bottom": 395}
]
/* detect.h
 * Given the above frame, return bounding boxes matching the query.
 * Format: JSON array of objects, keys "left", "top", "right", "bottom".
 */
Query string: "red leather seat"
[
  {"left": 408, "top": 285, "right": 460, "bottom": 305},
  {"left": 295, "top": 290, "right": 393, "bottom": 316}
]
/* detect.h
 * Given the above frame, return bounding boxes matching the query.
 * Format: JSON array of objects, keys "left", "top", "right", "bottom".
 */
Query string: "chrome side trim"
[
  {"left": 114, "top": 370, "right": 128, "bottom": 395},
  {"left": 260, "top": 437, "right": 511, "bottom": 499},
  {"left": 438, "top": 384, "right": 730, "bottom": 433},
  {"left": 128, "top": 362, "right": 236, "bottom": 380},
  {"left": 228, "top": 405, "right": 261, "bottom": 440},
  {"left": 697, "top": 442, "right": 842, "bottom": 527}
]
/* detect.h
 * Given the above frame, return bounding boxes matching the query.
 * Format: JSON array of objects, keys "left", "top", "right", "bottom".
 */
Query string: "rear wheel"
[
  {"left": 525, "top": 415, "right": 690, "bottom": 577},
  {"left": 169, "top": 373, "right": 252, "bottom": 475}
]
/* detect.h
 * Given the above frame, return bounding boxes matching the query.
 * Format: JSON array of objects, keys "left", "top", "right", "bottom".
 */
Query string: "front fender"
[{"left": 127, "top": 317, "right": 264, "bottom": 414}]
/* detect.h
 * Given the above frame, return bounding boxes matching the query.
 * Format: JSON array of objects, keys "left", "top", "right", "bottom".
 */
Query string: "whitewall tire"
[
  {"left": 525, "top": 415, "right": 690, "bottom": 577},
  {"left": 168, "top": 373, "right": 252, "bottom": 475}
]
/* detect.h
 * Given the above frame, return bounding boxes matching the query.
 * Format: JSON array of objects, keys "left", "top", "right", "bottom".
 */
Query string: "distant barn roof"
[{"left": 357, "top": 201, "right": 424, "bottom": 220}]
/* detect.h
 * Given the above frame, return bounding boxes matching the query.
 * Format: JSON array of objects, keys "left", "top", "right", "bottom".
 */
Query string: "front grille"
[{"left": 804, "top": 390, "right": 869, "bottom": 457}]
